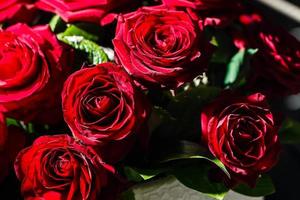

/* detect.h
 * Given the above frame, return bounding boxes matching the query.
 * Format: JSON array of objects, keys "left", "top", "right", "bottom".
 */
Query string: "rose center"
[
  {"left": 0, "top": 41, "right": 23, "bottom": 81},
  {"left": 151, "top": 26, "right": 176, "bottom": 52}
]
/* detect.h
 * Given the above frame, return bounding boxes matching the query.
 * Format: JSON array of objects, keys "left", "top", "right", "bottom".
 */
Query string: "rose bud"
[
  {"left": 62, "top": 63, "right": 149, "bottom": 162},
  {"left": 0, "top": 113, "right": 26, "bottom": 183},
  {"left": 201, "top": 93, "right": 280, "bottom": 186},
  {"left": 35, "top": 0, "right": 137, "bottom": 25},
  {"left": 0, "top": 23, "right": 72, "bottom": 124},
  {"left": 0, "top": 0, "right": 37, "bottom": 24},
  {"left": 14, "top": 134, "right": 115, "bottom": 200},
  {"left": 113, "top": 6, "right": 214, "bottom": 89},
  {"left": 161, "top": 0, "right": 242, "bottom": 27}
]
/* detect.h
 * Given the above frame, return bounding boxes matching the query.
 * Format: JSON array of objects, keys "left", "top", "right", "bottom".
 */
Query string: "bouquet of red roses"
[{"left": 0, "top": 0, "right": 299, "bottom": 199}]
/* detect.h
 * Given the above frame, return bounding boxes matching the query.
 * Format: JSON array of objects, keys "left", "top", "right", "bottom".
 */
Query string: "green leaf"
[
  {"left": 5, "top": 118, "right": 35, "bottom": 133},
  {"left": 49, "top": 15, "right": 66, "bottom": 33},
  {"left": 173, "top": 163, "right": 229, "bottom": 200},
  {"left": 62, "top": 25, "right": 99, "bottom": 41},
  {"left": 57, "top": 34, "right": 108, "bottom": 64},
  {"left": 6, "top": 118, "right": 20, "bottom": 127},
  {"left": 210, "top": 30, "right": 235, "bottom": 64},
  {"left": 124, "top": 167, "right": 145, "bottom": 182},
  {"left": 279, "top": 117, "right": 300, "bottom": 143},
  {"left": 156, "top": 140, "right": 230, "bottom": 178},
  {"left": 224, "top": 49, "right": 245, "bottom": 85},
  {"left": 233, "top": 174, "right": 275, "bottom": 197},
  {"left": 120, "top": 189, "right": 136, "bottom": 200},
  {"left": 124, "top": 167, "right": 161, "bottom": 182},
  {"left": 224, "top": 48, "right": 258, "bottom": 86}
]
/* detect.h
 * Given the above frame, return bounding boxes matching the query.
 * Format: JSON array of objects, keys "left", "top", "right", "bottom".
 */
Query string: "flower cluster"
[{"left": 0, "top": 0, "right": 299, "bottom": 199}]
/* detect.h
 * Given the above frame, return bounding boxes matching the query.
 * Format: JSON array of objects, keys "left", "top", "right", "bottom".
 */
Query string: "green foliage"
[
  {"left": 155, "top": 140, "right": 230, "bottom": 178},
  {"left": 56, "top": 24, "right": 108, "bottom": 65},
  {"left": 49, "top": 15, "right": 66, "bottom": 33},
  {"left": 61, "top": 25, "right": 99, "bottom": 41},
  {"left": 124, "top": 167, "right": 162, "bottom": 182},
  {"left": 173, "top": 163, "right": 229, "bottom": 200},
  {"left": 120, "top": 190, "right": 136, "bottom": 200},
  {"left": 57, "top": 33, "right": 108, "bottom": 65},
  {"left": 224, "top": 48, "right": 258, "bottom": 86},
  {"left": 233, "top": 174, "right": 275, "bottom": 197},
  {"left": 224, "top": 48, "right": 246, "bottom": 85},
  {"left": 279, "top": 117, "right": 300, "bottom": 143},
  {"left": 5, "top": 118, "right": 34, "bottom": 133}
]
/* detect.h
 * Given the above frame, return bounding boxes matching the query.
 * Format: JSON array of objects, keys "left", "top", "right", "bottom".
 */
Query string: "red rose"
[
  {"left": 0, "top": 0, "right": 37, "bottom": 24},
  {"left": 0, "top": 23, "right": 72, "bottom": 124},
  {"left": 201, "top": 93, "right": 280, "bottom": 186},
  {"left": 35, "top": 0, "right": 135, "bottom": 25},
  {"left": 0, "top": 113, "right": 26, "bottom": 183},
  {"left": 15, "top": 134, "right": 115, "bottom": 200},
  {"left": 247, "top": 21, "right": 300, "bottom": 96},
  {"left": 113, "top": 6, "right": 213, "bottom": 89},
  {"left": 62, "top": 63, "right": 149, "bottom": 162},
  {"left": 162, "top": 0, "right": 242, "bottom": 27}
]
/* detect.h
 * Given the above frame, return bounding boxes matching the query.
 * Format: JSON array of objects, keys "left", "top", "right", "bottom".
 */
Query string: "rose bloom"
[
  {"left": 161, "top": 0, "right": 242, "bottom": 27},
  {"left": 0, "top": 113, "right": 26, "bottom": 183},
  {"left": 0, "top": 23, "right": 72, "bottom": 124},
  {"left": 35, "top": 0, "right": 136, "bottom": 25},
  {"left": 113, "top": 6, "right": 213, "bottom": 89},
  {"left": 250, "top": 23, "right": 300, "bottom": 95},
  {"left": 201, "top": 93, "right": 280, "bottom": 186},
  {"left": 15, "top": 134, "right": 115, "bottom": 200},
  {"left": 0, "top": 0, "right": 37, "bottom": 24},
  {"left": 62, "top": 63, "right": 149, "bottom": 162}
]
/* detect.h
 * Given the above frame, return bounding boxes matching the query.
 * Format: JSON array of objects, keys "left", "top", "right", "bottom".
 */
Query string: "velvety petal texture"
[
  {"left": 201, "top": 93, "right": 280, "bottom": 186},
  {"left": 0, "top": 0, "right": 37, "bottom": 24},
  {"left": 14, "top": 134, "right": 113, "bottom": 200},
  {"left": 62, "top": 63, "right": 149, "bottom": 161},
  {"left": 0, "top": 23, "right": 72, "bottom": 124},
  {"left": 242, "top": 16, "right": 300, "bottom": 96},
  {"left": 35, "top": 0, "right": 136, "bottom": 25},
  {"left": 113, "top": 6, "right": 214, "bottom": 89}
]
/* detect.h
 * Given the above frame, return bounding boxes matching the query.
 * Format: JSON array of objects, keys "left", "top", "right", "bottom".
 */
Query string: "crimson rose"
[
  {"left": 0, "top": 23, "right": 72, "bottom": 124},
  {"left": 62, "top": 63, "right": 149, "bottom": 161},
  {"left": 248, "top": 22, "right": 300, "bottom": 95},
  {"left": 201, "top": 93, "right": 280, "bottom": 186},
  {"left": 0, "top": 0, "right": 37, "bottom": 24},
  {"left": 35, "top": 0, "right": 135, "bottom": 25},
  {"left": 113, "top": 6, "right": 213, "bottom": 89},
  {"left": 15, "top": 134, "right": 114, "bottom": 200}
]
